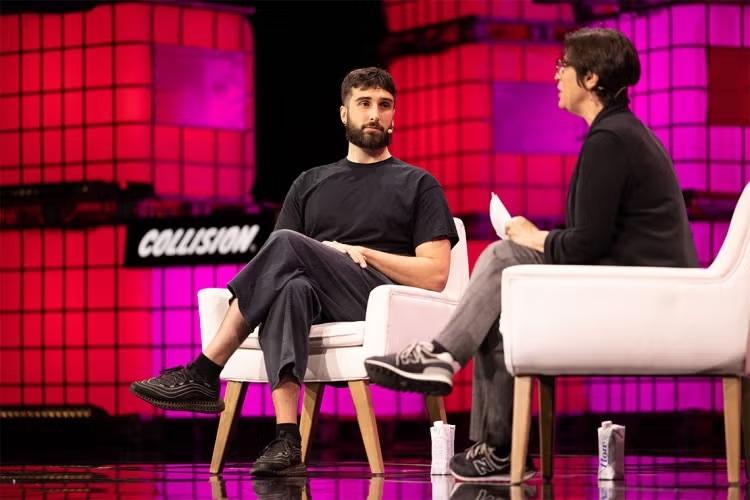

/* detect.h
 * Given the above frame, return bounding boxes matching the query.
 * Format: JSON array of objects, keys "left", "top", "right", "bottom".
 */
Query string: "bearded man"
[{"left": 131, "top": 67, "right": 458, "bottom": 476}]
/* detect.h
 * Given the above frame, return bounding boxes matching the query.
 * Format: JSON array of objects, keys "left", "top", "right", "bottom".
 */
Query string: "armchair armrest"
[
  {"left": 198, "top": 284, "right": 465, "bottom": 361},
  {"left": 500, "top": 265, "right": 747, "bottom": 376},
  {"left": 362, "top": 284, "right": 460, "bottom": 357},
  {"left": 198, "top": 288, "right": 233, "bottom": 351}
]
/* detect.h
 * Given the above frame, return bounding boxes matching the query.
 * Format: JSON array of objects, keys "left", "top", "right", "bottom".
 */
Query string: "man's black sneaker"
[
  {"left": 129, "top": 366, "right": 224, "bottom": 413},
  {"left": 364, "top": 341, "right": 460, "bottom": 396},
  {"left": 450, "top": 482, "right": 537, "bottom": 500},
  {"left": 449, "top": 442, "right": 536, "bottom": 482},
  {"left": 251, "top": 437, "right": 307, "bottom": 477},
  {"left": 252, "top": 477, "right": 308, "bottom": 500}
]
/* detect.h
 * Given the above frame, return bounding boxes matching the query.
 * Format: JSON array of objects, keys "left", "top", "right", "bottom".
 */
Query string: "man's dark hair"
[
  {"left": 340, "top": 67, "right": 396, "bottom": 105},
  {"left": 564, "top": 28, "right": 641, "bottom": 106}
]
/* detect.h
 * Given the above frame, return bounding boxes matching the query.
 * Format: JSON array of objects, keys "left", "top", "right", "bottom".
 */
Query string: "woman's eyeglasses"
[{"left": 555, "top": 58, "right": 571, "bottom": 73}]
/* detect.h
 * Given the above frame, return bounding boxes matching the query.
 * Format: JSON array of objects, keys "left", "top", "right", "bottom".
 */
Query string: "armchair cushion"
[
  {"left": 241, "top": 322, "right": 365, "bottom": 350},
  {"left": 198, "top": 218, "right": 471, "bottom": 384},
  {"left": 501, "top": 182, "right": 750, "bottom": 378},
  {"left": 501, "top": 265, "right": 746, "bottom": 376}
]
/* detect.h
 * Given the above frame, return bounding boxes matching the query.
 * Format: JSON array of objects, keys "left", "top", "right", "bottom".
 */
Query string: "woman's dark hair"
[
  {"left": 340, "top": 67, "right": 396, "bottom": 105},
  {"left": 564, "top": 28, "right": 641, "bottom": 106}
]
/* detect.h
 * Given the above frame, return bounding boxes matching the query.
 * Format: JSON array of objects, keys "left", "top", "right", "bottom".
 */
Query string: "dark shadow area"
[
  {"left": 248, "top": 0, "right": 387, "bottom": 203},
  {"left": 0, "top": 410, "right": 730, "bottom": 465}
]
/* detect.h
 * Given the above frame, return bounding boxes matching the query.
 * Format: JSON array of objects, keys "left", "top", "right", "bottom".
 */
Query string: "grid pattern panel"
[
  {"left": 594, "top": 3, "right": 749, "bottom": 414},
  {"left": 0, "top": 3, "right": 261, "bottom": 416},
  {"left": 2, "top": 1, "right": 746, "bottom": 422},
  {"left": 384, "top": 0, "right": 573, "bottom": 33},
  {"left": 385, "top": 0, "right": 749, "bottom": 415},
  {"left": 389, "top": 43, "right": 580, "bottom": 220},
  {"left": 386, "top": 0, "right": 585, "bottom": 414},
  {"left": 604, "top": 3, "right": 749, "bottom": 196}
]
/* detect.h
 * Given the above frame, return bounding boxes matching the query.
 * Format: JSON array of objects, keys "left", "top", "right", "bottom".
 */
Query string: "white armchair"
[
  {"left": 500, "top": 183, "right": 750, "bottom": 484},
  {"left": 198, "top": 218, "right": 469, "bottom": 474}
]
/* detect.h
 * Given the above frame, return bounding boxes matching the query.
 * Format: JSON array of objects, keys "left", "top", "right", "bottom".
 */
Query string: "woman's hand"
[{"left": 505, "top": 216, "right": 548, "bottom": 253}]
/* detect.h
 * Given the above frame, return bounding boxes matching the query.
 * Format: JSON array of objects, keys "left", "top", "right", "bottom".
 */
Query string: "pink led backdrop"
[
  {"left": 385, "top": 0, "right": 573, "bottom": 31},
  {"left": 1, "top": 0, "right": 747, "bottom": 423},
  {"left": 593, "top": 3, "right": 749, "bottom": 413},
  {"left": 0, "top": 3, "right": 257, "bottom": 416},
  {"left": 385, "top": 0, "right": 749, "bottom": 415},
  {"left": 386, "top": 0, "right": 584, "bottom": 414},
  {"left": 0, "top": 2, "right": 450, "bottom": 420}
]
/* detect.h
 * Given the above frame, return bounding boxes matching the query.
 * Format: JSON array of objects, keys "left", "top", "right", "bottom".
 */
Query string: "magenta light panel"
[
  {"left": 385, "top": 0, "right": 748, "bottom": 415},
  {"left": 0, "top": 3, "right": 258, "bottom": 417}
]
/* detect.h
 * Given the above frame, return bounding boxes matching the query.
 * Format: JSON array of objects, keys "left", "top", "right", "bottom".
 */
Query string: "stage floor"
[{"left": 1, "top": 455, "right": 745, "bottom": 499}]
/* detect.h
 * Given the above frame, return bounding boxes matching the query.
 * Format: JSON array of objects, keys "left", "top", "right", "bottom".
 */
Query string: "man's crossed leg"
[{"left": 131, "top": 230, "right": 391, "bottom": 475}]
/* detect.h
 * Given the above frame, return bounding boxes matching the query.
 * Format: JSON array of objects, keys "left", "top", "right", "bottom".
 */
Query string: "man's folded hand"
[{"left": 322, "top": 241, "right": 368, "bottom": 268}]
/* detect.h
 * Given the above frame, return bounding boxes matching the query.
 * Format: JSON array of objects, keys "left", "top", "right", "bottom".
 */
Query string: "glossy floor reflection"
[{"left": 0, "top": 456, "right": 745, "bottom": 499}]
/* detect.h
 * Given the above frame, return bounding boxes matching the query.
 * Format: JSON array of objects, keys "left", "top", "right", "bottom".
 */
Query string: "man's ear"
[{"left": 340, "top": 105, "right": 347, "bottom": 125}]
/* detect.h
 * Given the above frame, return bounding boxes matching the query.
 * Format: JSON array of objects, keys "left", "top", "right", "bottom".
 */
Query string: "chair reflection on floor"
[
  {"left": 209, "top": 475, "right": 226, "bottom": 500},
  {"left": 209, "top": 475, "right": 382, "bottom": 500},
  {"left": 448, "top": 482, "right": 537, "bottom": 500}
]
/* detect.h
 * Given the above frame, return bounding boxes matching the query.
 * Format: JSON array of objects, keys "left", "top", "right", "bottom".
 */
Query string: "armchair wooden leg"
[
  {"left": 210, "top": 381, "right": 249, "bottom": 474},
  {"left": 510, "top": 376, "right": 533, "bottom": 484},
  {"left": 425, "top": 396, "right": 447, "bottom": 424},
  {"left": 349, "top": 380, "right": 385, "bottom": 475},
  {"left": 538, "top": 376, "right": 555, "bottom": 481},
  {"left": 723, "top": 376, "right": 742, "bottom": 485},
  {"left": 742, "top": 377, "right": 749, "bottom": 482},
  {"left": 300, "top": 383, "right": 325, "bottom": 465}
]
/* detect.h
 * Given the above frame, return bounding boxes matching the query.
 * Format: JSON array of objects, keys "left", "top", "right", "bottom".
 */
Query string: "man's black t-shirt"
[{"left": 275, "top": 157, "right": 458, "bottom": 256}]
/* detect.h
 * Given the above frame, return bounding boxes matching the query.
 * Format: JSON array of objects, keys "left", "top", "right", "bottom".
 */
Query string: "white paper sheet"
[{"left": 490, "top": 192, "right": 512, "bottom": 239}]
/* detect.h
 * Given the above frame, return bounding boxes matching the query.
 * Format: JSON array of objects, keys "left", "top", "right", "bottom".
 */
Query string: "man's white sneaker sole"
[{"left": 364, "top": 359, "right": 453, "bottom": 396}]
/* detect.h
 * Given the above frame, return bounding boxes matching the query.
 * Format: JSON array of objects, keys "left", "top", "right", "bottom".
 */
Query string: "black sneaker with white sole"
[
  {"left": 251, "top": 437, "right": 307, "bottom": 477},
  {"left": 129, "top": 366, "right": 224, "bottom": 413},
  {"left": 364, "top": 341, "right": 460, "bottom": 396},
  {"left": 449, "top": 442, "right": 536, "bottom": 483}
]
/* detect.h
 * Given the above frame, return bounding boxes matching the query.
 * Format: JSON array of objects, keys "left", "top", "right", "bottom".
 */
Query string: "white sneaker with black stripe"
[{"left": 364, "top": 341, "right": 460, "bottom": 396}]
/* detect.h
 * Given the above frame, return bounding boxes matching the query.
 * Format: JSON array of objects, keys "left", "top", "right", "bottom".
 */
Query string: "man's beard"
[{"left": 345, "top": 121, "right": 391, "bottom": 150}]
